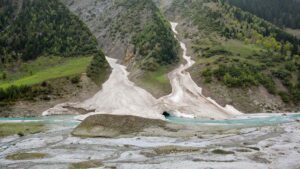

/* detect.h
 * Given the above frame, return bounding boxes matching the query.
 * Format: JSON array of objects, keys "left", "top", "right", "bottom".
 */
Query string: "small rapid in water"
[
  {"left": 0, "top": 115, "right": 79, "bottom": 128},
  {"left": 166, "top": 113, "right": 300, "bottom": 127}
]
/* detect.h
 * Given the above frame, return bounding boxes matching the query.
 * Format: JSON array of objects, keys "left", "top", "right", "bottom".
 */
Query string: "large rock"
[{"left": 72, "top": 114, "right": 169, "bottom": 138}]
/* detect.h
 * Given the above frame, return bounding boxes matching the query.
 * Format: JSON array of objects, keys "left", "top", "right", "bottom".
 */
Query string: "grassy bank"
[{"left": 0, "top": 56, "right": 92, "bottom": 89}]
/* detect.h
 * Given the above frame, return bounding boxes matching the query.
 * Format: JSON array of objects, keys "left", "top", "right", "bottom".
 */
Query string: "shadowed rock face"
[{"left": 72, "top": 114, "right": 168, "bottom": 138}]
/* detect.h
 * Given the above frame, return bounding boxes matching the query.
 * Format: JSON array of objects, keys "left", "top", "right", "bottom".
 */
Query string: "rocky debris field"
[{"left": 0, "top": 114, "right": 300, "bottom": 169}]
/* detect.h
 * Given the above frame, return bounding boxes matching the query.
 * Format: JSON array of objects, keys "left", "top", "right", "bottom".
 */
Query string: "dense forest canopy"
[
  {"left": 0, "top": 0, "right": 99, "bottom": 64},
  {"left": 225, "top": 0, "right": 300, "bottom": 29},
  {"left": 0, "top": 0, "right": 19, "bottom": 31}
]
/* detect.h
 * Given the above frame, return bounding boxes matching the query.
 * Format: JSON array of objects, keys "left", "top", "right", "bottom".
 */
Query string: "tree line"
[{"left": 224, "top": 0, "right": 300, "bottom": 29}]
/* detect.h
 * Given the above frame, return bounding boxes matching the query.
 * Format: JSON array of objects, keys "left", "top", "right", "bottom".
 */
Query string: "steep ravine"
[
  {"left": 43, "top": 22, "right": 242, "bottom": 120},
  {"left": 157, "top": 22, "right": 242, "bottom": 119}
]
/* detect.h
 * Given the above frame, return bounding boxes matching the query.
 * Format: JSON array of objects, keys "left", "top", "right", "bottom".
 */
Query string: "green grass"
[
  {"left": 144, "top": 67, "right": 170, "bottom": 84},
  {"left": 193, "top": 39, "right": 264, "bottom": 69},
  {"left": 0, "top": 56, "right": 92, "bottom": 89},
  {"left": 221, "top": 40, "right": 262, "bottom": 57},
  {"left": 6, "top": 152, "right": 47, "bottom": 160},
  {"left": 134, "top": 66, "right": 172, "bottom": 97},
  {"left": 0, "top": 122, "right": 46, "bottom": 137}
]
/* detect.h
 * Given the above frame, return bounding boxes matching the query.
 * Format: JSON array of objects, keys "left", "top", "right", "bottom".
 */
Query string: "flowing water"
[
  {"left": 1, "top": 113, "right": 299, "bottom": 128},
  {"left": 0, "top": 115, "right": 79, "bottom": 127},
  {"left": 166, "top": 113, "right": 300, "bottom": 127}
]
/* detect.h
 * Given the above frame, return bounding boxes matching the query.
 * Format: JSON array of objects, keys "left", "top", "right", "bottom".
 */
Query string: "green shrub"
[
  {"left": 2, "top": 72, "right": 7, "bottom": 80},
  {"left": 256, "top": 74, "right": 276, "bottom": 94},
  {"left": 279, "top": 91, "right": 290, "bottom": 103},
  {"left": 213, "top": 63, "right": 259, "bottom": 87},
  {"left": 272, "top": 69, "right": 291, "bottom": 81},
  {"left": 87, "top": 51, "right": 110, "bottom": 85},
  {"left": 0, "top": 84, "right": 52, "bottom": 102},
  {"left": 71, "top": 76, "right": 81, "bottom": 84},
  {"left": 202, "top": 68, "right": 213, "bottom": 83}
]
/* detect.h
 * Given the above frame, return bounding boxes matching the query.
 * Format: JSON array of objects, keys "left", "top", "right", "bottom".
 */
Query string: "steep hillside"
[
  {"left": 62, "top": 0, "right": 179, "bottom": 97},
  {"left": 225, "top": 0, "right": 300, "bottom": 29},
  {"left": 0, "top": 0, "right": 110, "bottom": 116},
  {"left": 161, "top": 0, "right": 300, "bottom": 112}
]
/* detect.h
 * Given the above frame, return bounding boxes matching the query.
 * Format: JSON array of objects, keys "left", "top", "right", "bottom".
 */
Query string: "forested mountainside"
[
  {"left": 0, "top": 0, "right": 109, "bottom": 103},
  {"left": 225, "top": 0, "right": 300, "bottom": 29},
  {"left": 0, "top": 0, "right": 99, "bottom": 61},
  {"left": 0, "top": 0, "right": 21, "bottom": 31},
  {"left": 62, "top": 0, "right": 179, "bottom": 97},
  {"left": 163, "top": 0, "right": 300, "bottom": 112}
]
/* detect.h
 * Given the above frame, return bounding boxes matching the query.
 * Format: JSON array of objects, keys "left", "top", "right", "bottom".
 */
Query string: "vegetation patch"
[
  {"left": 133, "top": 66, "right": 172, "bottom": 97},
  {"left": 69, "top": 160, "right": 103, "bottom": 169},
  {"left": 86, "top": 51, "right": 110, "bottom": 85},
  {"left": 0, "top": 0, "right": 98, "bottom": 62},
  {"left": 110, "top": 0, "right": 179, "bottom": 69},
  {"left": 212, "top": 149, "right": 235, "bottom": 155},
  {"left": 172, "top": 0, "right": 300, "bottom": 107},
  {"left": 0, "top": 56, "right": 92, "bottom": 89},
  {"left": 153, "top": 146, "right": 200, "bottom": 155},
  {"left": 0, "top": 0, "right": 110, "bottom": 103},
  {"left": 0, "top": 122, "right": 46, "bottom": 137},
  {"left": 5, "top": 152, "right": 47, "bottom": 160}
]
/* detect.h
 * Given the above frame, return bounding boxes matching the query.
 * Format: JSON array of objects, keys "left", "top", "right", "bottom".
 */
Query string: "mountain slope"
[
  {"left": 0, "top": 0, "right": 110, "bottom": 114},
  {"left": 61, "top": 0, "right": 179, "bottom": 97},
  {"left": 159, "top": 0, "right": 300, "bottom": 112}
]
